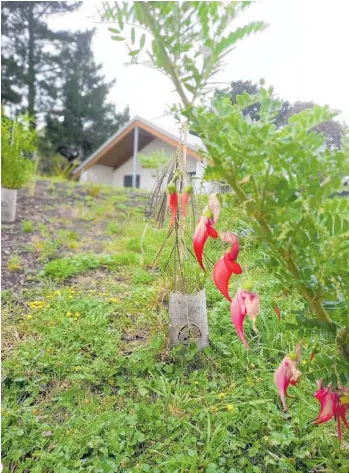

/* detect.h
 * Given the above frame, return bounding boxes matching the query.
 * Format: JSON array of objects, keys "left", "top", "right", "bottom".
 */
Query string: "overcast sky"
[{"left": 53, "top": 0, "right": 349, "bottom": 130}]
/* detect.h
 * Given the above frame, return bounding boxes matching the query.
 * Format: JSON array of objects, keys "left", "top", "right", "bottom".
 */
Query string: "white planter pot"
[
  {"left": 169, "top": 289, "right": 209, "bottom": 350},
  {"left": 1, "top": 187, "right": 18, "bottom": 223}
]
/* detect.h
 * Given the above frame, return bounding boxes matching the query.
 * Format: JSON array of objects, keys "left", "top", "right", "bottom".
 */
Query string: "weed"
[
  {"left": 85, "top": 182, "right": 102, "bottom": 197},
  {"left": 22, "top": 220, "right": 34, "bottom": 232},
  {"left": 127, "top": 237, "right": 141, "bottom": 252},
  {"left": 29, "top": 238, "right": 62, "bottom": 261},
  {"left": 7, "top": 255, "right": 22, "bottom": 271},
  {"left": 66, "top": 240, "right": 79, "bottom": 250},
  {"left": 107, "top": 222, "right": 123, "bottom": 235},
  {"left": 66, "top": 230, "right": 79, "bottom": 241}
]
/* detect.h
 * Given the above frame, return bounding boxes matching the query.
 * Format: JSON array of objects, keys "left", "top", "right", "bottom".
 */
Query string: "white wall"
[
  {"left": 112, "top": 138, "right": 197, "bottom": 191},
  {"left": 193, "top": 159, "right": 220, "bottom": 195},
  {"left": 79, "top": 138, "right": 202, "bottom": 191},
  {"left": 79, "top": 164, "right": 114, "bottom": 185}
]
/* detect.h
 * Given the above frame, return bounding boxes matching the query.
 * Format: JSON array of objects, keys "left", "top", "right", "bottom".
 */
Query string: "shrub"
[
  {"left": 102, "top": 0, "right": 349, "bottom": 432},
  {"left": 1, "top": 113, "right": 37, "bottom": 189}
]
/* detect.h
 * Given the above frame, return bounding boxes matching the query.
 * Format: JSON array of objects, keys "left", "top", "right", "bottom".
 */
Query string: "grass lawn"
[{"left": 2, "top": 179, "right": 348, "bottom": 473}]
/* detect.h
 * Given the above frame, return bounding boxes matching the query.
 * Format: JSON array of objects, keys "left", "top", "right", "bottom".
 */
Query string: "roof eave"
[{"left": 73, "top": 116, "right": 202, "bottom": 178}]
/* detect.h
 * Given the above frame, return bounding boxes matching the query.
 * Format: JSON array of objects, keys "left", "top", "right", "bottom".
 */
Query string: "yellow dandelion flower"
[
  {"left": 226, "top": 404, "right": 234, "bottom": 412},
  {"left": 26, "top": 315, "right": 33, "bottom": 320},
  {"left": 218, "top": 393, "right": 225, "bottom": 400}
]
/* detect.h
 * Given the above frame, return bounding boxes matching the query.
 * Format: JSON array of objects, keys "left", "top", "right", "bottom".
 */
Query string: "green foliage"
[
  {"left": 49, "top": 155, "right": 78, "bottom": 179},
  {"left": 1, "top": 1, "right": 81, "bottom": 120},
  {"left": 22, "top": 220, "right": 34, "bottom": 233},
  {"left": 102, "top": 0, "right": 349, "bottom": 401},
  {"left": 7, "top": 255, "right": 22, "bottom": 272},
  {"left": 42, "top": 252, "right": 140, "bottom": 280},
  {"left": 1, "top": 113, "right": 36, "bottom": 189},
  {"left": 43, "top": 29, "right": 129, "bottom": 163},
  {"left": 3, "top": 249, "right": 349, "bottom": 471},
  {"left": 139, "top": 151, "right": 168, "bottom": 171},
  {"left": 101, "top": 1, "right": 266, "bottom": 107},
  {"left": 191, "top": 92, "right": 349, "bottom": 385},
  {"left": 107, "top": 222, "right": 123, "bottom": 235},
  {"left": 85, "top": 182, "right": 102, "bottom": 198},
  {"left": 2, "top": 183, "right": 349, "bottom": 470}
]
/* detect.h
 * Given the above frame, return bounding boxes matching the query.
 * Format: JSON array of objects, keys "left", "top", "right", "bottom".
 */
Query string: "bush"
[{"left": 1, "top": 113, "right": 37, "bottom": 189}]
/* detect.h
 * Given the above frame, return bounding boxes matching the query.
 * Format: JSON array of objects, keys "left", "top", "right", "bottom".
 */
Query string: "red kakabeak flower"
[
  {"left": 230, "top": 282, "right": 260, "bottom": 349},
  {"left": 313, "top": 381, "right": 349, "bottom": 443},
  {"left": 181, "top": 184, "right": 193, "bottom": 218},
  {"left": 167, "top": 183, "right": 178, "bottom": 228},
  {"left": 193, "top": 194, "right": 221, "bottom": 271},
  {"left": 193, "top": 212, "right": 218, "bottom": 271},
  {"left": 274, "top": 345, "right": 301, "bottom": 411},
  {"left": 213, "top": 233, "right": 242, "bottom": 302}
]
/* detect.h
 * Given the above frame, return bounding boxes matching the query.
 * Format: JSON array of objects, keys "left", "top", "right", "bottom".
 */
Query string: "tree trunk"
[{"left": 27, "top": 4, "right": 36, "bottom": 128}]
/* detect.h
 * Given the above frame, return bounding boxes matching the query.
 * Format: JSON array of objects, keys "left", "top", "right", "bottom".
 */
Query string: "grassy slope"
[{"left": 2, "top": 179, "right": 348, "bottom": 473}]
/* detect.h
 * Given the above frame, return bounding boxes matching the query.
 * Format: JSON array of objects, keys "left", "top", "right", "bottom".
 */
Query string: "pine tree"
[
  {"left": 1, "top": 1, "right": 81, "bottom": 125},
  {"left": 43, "top": 29, "right": 129, "bottom": 161}
]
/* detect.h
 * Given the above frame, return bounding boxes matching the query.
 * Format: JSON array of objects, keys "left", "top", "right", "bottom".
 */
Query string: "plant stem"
[{"left": 138, "top": 2, "right": 191, "bottom": 109}]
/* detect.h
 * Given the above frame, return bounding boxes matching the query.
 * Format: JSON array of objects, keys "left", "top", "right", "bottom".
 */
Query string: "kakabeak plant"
[
  {"left": 102, "top": 1, "right": 349, "bottom": 441},
  {"left": 147, "top": 135, "right": 201, "bottom": 294}
]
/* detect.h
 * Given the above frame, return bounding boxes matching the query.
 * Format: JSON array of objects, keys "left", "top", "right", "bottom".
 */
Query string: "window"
[
  {"left": 124, "top": 175, "right": 140, "bottom": 188},
  {"left": 188, "top": 171, "right": 196, "bottom": 177}
]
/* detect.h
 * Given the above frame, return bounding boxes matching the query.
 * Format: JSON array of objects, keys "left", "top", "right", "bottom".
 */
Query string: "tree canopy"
[
  {"left": 43, "top": 29, "right": 129, "bottom": 162},
  {"left": 1, "top": 1, "right": 81, "bottom": 125}
]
